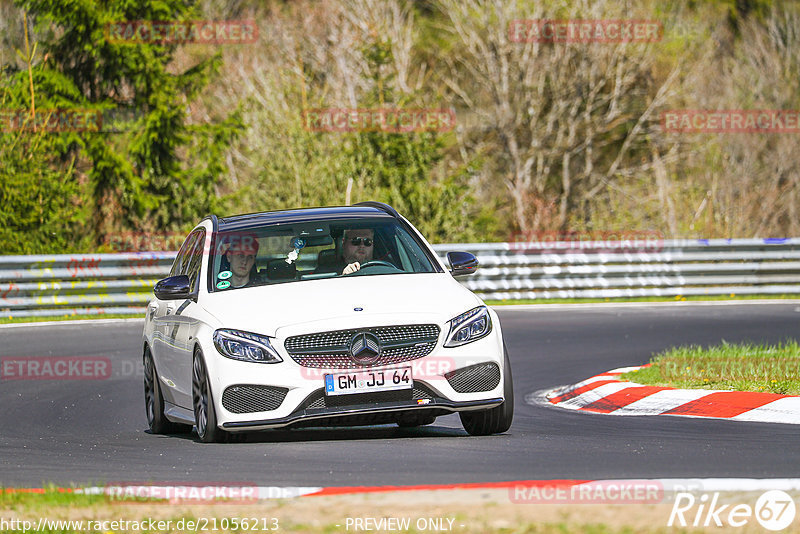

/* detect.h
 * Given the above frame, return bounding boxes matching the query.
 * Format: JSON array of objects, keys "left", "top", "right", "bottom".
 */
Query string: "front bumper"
[
  {"left": 222, "top": 383, "right": 503, "bottom": 431},
  {"left": 201, "top": 314, "right": 507, "bottom": 431}
]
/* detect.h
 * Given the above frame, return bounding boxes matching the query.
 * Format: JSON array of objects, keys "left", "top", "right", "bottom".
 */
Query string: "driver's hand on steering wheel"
[{"left": 342, "top": 261, "right": 361, "bottom": 275}]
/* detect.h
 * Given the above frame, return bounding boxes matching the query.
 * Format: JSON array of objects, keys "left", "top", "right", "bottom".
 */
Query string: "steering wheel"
[{"left": 358, "top": 260, "right": 397, "bottom": 269}]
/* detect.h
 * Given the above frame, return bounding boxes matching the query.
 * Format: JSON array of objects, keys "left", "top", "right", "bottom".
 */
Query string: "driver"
[{"left": 341, "top": 228, "right": 374, "bottom": 275}]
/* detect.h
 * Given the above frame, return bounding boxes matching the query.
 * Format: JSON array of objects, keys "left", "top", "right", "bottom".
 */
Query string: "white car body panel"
[
  {"left": 200, "top": 274, "right": 481, "bottom": 337},
  {"left": 142, "top": 206, "right": 510, "bottom": 436}
]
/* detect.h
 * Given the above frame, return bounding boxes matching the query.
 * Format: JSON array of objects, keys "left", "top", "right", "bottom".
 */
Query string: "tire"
[
  {"left": 459, "top": 347, "right": 514, "bottom": 436},
  {"left": 143, "top": 348, "right": 190, "bottom": 434},
  {"left": 192, "top": 350, "right": 228, "bottom": 443}
]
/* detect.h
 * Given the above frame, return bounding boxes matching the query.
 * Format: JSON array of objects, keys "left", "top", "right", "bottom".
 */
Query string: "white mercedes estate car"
[{"left": 143, "top": 202, "right": 513, "bottom": 442}]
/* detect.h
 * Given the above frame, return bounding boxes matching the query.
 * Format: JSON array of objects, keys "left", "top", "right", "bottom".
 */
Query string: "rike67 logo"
[{"left": 668, "top": 490, "right": 796, "bottom": 531}]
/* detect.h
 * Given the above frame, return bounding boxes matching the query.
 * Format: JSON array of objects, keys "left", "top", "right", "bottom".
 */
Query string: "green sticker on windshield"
[
  {"left": 216, "top": 280, "right": 231, "bottom": 289},
  {"left": 217, "top": 270, "right": 232, "bottom": 280}
]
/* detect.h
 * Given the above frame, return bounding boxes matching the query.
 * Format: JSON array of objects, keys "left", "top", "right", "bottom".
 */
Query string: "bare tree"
[
  {"left": 436, "top": 0, "right": 685, "bottom": 235},
  {"left": 690, "top": 5, "right": 800, "bottom": 237},
  {"left": 206, "top": 0, "right": 428, "bottom": 210}
]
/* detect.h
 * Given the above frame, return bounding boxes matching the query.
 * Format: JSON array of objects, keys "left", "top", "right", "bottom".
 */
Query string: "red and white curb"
[{"left": 531, "top": 366, "right": 800, "bottom": 425}]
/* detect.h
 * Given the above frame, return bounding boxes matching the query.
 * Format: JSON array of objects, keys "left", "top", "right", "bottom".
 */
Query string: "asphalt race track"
[{"left": 1, "top": 302, "right": 799, "bottom": 487}]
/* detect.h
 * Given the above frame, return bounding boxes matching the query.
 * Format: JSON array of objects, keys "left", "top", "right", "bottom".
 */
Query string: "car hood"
[{"left": 200, "top": 273, "right": 482, "bottom": 337}]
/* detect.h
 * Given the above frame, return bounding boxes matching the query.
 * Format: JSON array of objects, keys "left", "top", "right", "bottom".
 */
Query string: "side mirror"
[
  {"left": 447, "top": 251, "right": 479, "bottom": 276},
  {"left": 154, "top": 275, "right": 192, "bottom": 301}
]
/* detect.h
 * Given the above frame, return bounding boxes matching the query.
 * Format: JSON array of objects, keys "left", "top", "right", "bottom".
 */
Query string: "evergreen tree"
[{"left": 1, "top": 0, "right": 242, "bottom": 252}]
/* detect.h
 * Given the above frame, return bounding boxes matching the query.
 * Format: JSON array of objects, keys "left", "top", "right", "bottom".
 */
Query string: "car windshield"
[{"left": 209, "top": 217, "right": 439, "bottom": 291}]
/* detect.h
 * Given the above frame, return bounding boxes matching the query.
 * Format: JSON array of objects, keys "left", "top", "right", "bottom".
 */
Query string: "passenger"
[{"left": 224, "top": 234, "right": 260, "bottom": 288}]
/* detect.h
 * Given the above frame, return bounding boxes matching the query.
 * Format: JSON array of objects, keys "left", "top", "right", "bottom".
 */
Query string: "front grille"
[
  {"left": 304, "top": 384, "right": 435, "bottom": 410},
  {"left": 285, "top": 324, "right": 440, "bottom": 368},
  {"left": 445, "top": 362, "right": 501, "bottom": 393},
  {"left": 221, "top": 385, "right": 288, "bottom": 414},
  {"left": 288, "top": 344, "right": 435, "bottom": 369}
]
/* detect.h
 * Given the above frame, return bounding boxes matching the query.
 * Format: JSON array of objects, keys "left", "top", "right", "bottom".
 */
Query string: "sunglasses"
[{"left": 349, "top": 237, "right": 373, "bottom": 247}]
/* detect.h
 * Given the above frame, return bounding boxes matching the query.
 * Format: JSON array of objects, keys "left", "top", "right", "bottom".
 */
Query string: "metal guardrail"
[
  {"left": 0, "top": 253, "right": 174, "bottom": 318},
  {"left": 442, "top": 238, "right": 800, "bottom": 300},
  {"left": 2, "top": 238, "right": 799, "bottom": 318}
]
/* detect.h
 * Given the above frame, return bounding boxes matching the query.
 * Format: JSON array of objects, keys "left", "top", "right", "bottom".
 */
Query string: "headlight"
[
  {"left": 213, "top": 329, "right": 283, "bottom": 364},
  {"left": 444, "top": 306, "right": 492, "bottom": 347}
]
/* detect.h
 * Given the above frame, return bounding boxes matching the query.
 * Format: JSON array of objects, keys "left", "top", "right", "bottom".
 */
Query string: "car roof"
[{"left": 215, "top": 205, "right": 396, "bottom": 232}]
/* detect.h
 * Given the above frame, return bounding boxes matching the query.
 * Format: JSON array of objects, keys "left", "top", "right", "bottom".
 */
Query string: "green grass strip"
[
  {"left": 0, "top": 485, "right": 107, "bottom": 508},
  {"left": 621, "top": 340, "right": 800, "bottom": 395}
]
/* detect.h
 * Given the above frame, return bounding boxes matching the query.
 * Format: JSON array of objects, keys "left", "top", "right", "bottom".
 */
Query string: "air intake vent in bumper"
[
  {"left": 444, "top": 362, "right": 501, "bottom": 393},
  {"left": 222, "top": 385, "right": 289, "bottom": 414},
  {"left": 303, "top": 384, "right": 436, "bottom": 410}
]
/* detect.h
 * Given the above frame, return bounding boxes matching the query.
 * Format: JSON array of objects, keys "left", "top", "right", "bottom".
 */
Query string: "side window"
[
  {"left": 394, "top": 227, "right": 434, "bottom": 272},
  {"left": 169, "top": 232, "right": 198, "bottom": 277},
  {"left": 394, "top": 235, "right": 413, "bottom": 271},
  {"left": 185, "top": 229, "right": 206, "bottom": 292}
]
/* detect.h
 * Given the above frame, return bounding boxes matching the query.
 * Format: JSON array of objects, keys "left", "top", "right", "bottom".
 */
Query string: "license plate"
[{"left": 324, "top": 366, "right": 412, "bottom": 396}]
